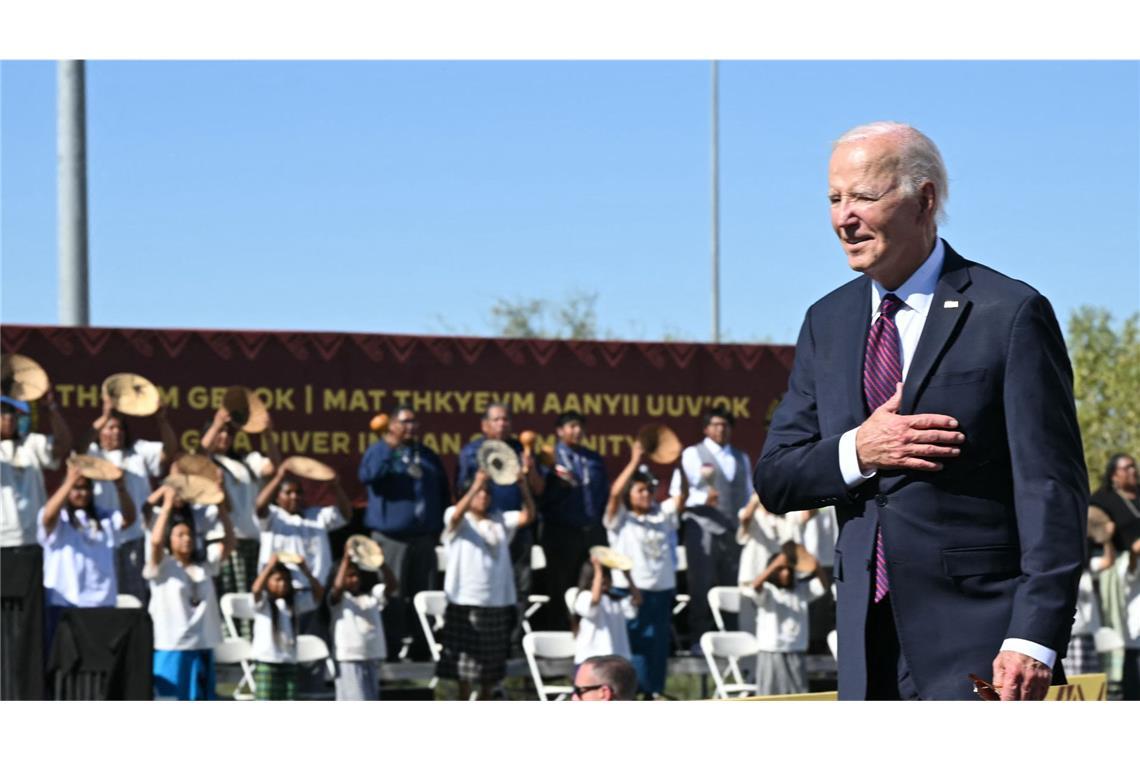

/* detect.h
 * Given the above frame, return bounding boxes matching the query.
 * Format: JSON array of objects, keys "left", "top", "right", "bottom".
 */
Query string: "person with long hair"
[
  {"left": 572, "top": 555, "right": 639, "bottom": 668},
  {"left": 86, "top": 391, "right": 177, "bottom": 606},
  {"left": 328, "top": 548, "right": 398, "bottom": 700},
  {"left": 145, "top": 482, "right": 232, "bottom": 699},
  {"left": 1091, "top": 453, "right": 1140, "bottom": 555},
  {"left": 201, "top": 406, "right": 281, "bottom": 632},
  {"left": 602, "top": 440, "right": 686, "bottom": 698},
  {"left": 250, "top": 552, "right": 324, "bottom": 700},
  {"left": 437, "top": 467, "right": 536, "bottom": 700},
  {"left": 38, "top": 462, "right": 136, "bottom": 648}
]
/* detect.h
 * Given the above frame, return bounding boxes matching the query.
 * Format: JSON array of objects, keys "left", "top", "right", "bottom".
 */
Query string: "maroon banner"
[{"left": 2, "top": 325, "right": 793, "bottom": 502}]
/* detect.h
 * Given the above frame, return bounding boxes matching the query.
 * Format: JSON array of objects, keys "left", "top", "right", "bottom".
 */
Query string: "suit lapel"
[{"left": 900, "top": 243, "right": 973, "bottom": 415}]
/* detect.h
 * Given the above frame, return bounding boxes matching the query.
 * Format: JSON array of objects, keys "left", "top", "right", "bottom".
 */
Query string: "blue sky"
[{"left": 3, "top": 60, "right": 1138, "bottom": 344}]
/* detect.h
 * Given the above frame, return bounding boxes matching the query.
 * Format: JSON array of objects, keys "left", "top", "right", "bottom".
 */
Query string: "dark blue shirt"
[
  {"left": 539, "top": 441, "right": 609, "bottom": 528},
  {"left": 455, "top": 437, "right": 524, "bottom": 514},
  {"left": 358, "top": 440, "right": 451, "bottom": 539}
]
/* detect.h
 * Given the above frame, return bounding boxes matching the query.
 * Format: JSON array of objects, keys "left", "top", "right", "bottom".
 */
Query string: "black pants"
[
  {"left": 371, "top": 532, "right": 440, "bottom": 661},
  {"left": 1124, "top": 648, "right": 1140, "bottom": 701},
  {"left": 864, "top": 595, "right": 920, "bottom": 700},
  {"left": 682, "top": 519, "right": 742, "bottom": 643},
  {"left": 538, "top": 521, "right": 605, "bottom": 630}
]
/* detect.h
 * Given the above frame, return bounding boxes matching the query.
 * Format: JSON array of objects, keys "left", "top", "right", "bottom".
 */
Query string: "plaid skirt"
[
  {"left": 255, "top": 662, "right": 299, "bottom": 701},
  {"left": 220, "top": 539, "right": 260, "bottom": 638},
  {"left": 1063, "top": 633, "right": 1101, "bottom": 675},
  {"left": 437, "top": 603, "right": 515, "bottom": 684}
]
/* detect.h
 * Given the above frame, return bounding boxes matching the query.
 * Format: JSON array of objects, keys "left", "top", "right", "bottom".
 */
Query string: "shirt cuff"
[
  {"left": 838, "top": 427, "right": 875, "bottom": 488},
  {"left": 1000, "top": 638, "right": 1056, "bottom": 669}
]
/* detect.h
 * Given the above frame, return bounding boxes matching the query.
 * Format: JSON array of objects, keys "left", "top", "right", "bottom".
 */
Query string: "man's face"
[
  {"left": 481, "top": 406, "right": 511, "bottom": 440},
  {"left": 704, "top": 416, "right": 731, "bottom": 446},
  {"left": 0, "top": 409, "right": 17, "bottom": 439},
  {"left": 391, "top": 410, "right": 418, "bottom": 444},
  {"left": 828, "top": 136, "right": 933, "bottom": 288},
  {"left": 571, "top": 663, "right": 613, "bottom": 701},
  {"left": 557, "top": 421, "right": 583, "bottom": 447},
  {"left": 1114, "top": 457, "right": 1138, "bottom": 491}
]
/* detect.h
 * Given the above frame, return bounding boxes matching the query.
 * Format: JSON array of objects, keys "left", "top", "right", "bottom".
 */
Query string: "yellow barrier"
[{"left": 737, "top": 673, "right": 1107, "bottom": 701}]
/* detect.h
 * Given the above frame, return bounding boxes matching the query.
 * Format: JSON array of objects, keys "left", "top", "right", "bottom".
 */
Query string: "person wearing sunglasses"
[{"left": 571, "top": 654, "right": 637, "bottom": 701}]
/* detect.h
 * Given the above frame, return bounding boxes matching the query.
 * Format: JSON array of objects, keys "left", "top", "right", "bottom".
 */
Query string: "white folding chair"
[
  {"left": 563, "top": 587, "right": 579, "bottom": 618},
  {"left": 521, "top": 595, "right": 550, "bottom": 634},
  {"left": 707, "top": 586, "right": 745, "bottom": 681},
  {"left": 220, "top": 592, "right": 257, "bottom": 639},
  {"left": 707, "top": 586, "right": 741, "bottom": 632},
  {"left": 296, "top": 634, "right": 336, "bottom": 680},
  {"left": 699, "top": 631, "right": 761, "bottom": 699},
  {"left": 522, "top": 631, "right": 576, "bottom": 701},
  {"left": 672, "top": 546, "right": 691, "bottom": 616},
  {"left": 413, "top": 590, "right": 447, "bottom": 687},
  {"left": 115, "top": 594, "right": 142, "bottom": 609},
  {"left": 213, "top": 636, "right": 257, "bottom": 700}
]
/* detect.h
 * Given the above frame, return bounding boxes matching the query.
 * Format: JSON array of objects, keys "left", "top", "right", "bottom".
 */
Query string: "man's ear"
[{"left": 918, "top": 181, "right": 936, "bottom": 219}]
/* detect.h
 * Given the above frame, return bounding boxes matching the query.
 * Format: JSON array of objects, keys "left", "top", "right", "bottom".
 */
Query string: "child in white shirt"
[
  {"left": 741, "top": 541, "right": 827, "bottom": 695},
  {"left": 145, "top": 482, "right": 230, "bottom": 700},
  {"left": 602, "top": 440, "right": 686, "bottom": 696},
  {"left": 573, "top": 555, "right": 640, "bottom": 666},
  {"left": 250, "top": 552, "right": 323, "bottom": 700},
  {"left": 329, "top": 548, "right": 398, "bottom": 700},
  {"left": 438, "top": 468, "right": 536, "bottom": 700}
]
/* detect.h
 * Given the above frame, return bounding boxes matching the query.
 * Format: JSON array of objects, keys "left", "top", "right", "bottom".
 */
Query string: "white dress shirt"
[{"left": 836, "top": 237, "right": 1056, "bottom": 668}]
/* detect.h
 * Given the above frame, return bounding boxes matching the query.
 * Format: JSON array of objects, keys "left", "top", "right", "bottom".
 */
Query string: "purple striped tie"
[{"left": 864, "top": 293, "right": 904, "bottom": 603}]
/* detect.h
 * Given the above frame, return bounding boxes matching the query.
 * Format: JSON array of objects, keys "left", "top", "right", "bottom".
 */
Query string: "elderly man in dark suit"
[{"left": 756, "top": 121, "right": 1087, "bottom": 700}]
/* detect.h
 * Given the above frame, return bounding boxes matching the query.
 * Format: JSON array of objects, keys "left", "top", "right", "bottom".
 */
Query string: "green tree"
[
  {"left": 1067, "top": 306, "right": 1140, "bottom": 491},
  {"left": 490, "top": 290, "right": 598, "bottom": 339}
]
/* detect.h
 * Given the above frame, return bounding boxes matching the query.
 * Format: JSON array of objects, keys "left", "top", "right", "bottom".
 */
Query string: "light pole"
[
  {"left": 710, "top": 60, "right": 720, "bottom": 343},
  {"left": 58, "top": 60, "right": 90, "bottom": 326}
]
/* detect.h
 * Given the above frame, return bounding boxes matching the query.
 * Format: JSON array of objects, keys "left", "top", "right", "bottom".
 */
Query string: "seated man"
[{"left": 572, "top": 654, "right": 638, "bottom": 701}]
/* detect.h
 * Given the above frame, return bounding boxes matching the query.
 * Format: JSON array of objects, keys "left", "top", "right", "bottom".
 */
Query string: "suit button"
[{"left": 876, "top": 494, "right": 888, "bottom": 507}]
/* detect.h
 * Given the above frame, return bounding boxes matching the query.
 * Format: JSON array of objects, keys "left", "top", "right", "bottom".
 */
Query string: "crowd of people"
[
  {"left": 2, "top": 383, "right": 1138, "bottom": 701},
  {"left": 2, "top": 377, "right": 868, "bottom": 700}
]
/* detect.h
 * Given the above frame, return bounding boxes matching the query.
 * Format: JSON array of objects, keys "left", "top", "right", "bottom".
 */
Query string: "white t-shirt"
[
  {"left": 88, "top": 440, "right": 163, "bottom": 544},
  {"left": 258, "top": 504, "right": 346, "bottom": 590},
  {"left": 216, "top": 451, "right": 270, "bottom": 540},
  {"left": 442, "top": 506, "right": 520, "bottom": 607},
  {"left": 802, "top": 506, "right": 837, "bottom": 568},
  {"left": 144, "top": 555, "right": 224, "bottom": 650},
  {"left": 573, "top": 589, "right": 636, "bottom": 664},
  {"left": 331, "top": 586, "right": 388, "bottom": 662},
  {"left": 37, "top": 507, "right": 124, "bottom": 607},
  {"left": 604, "top": 500, "right": 679, "bottom": 592},
  {"left": 737, "top": 507, "right": 803, "bottom": 587},
  {"left": 252, "top": 593, "right": 313, "bottom": 663},
  {"left": 741, "top": 576, "right": 826, "bottom": 653},
  {"left": 1, "top": 433, "right": 57, "bottom": 548}
]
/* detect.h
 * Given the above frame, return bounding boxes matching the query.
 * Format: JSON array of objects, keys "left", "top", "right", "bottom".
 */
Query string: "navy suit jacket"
[{"left": 755, "top": 242, "right": 1087, "bottom": 699}]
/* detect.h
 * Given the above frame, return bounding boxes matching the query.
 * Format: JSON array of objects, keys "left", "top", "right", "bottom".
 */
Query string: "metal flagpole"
[
  {"left": 710, "top": 60, "right": 720, "bottom": 343},
  {"left": 58, "top": 60, "right": 90, "bottom": 327}
]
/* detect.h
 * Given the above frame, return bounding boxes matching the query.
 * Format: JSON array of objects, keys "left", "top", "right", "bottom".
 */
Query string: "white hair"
[{"left": 834, "top": 121, "right": 949, "bottom": 226}]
